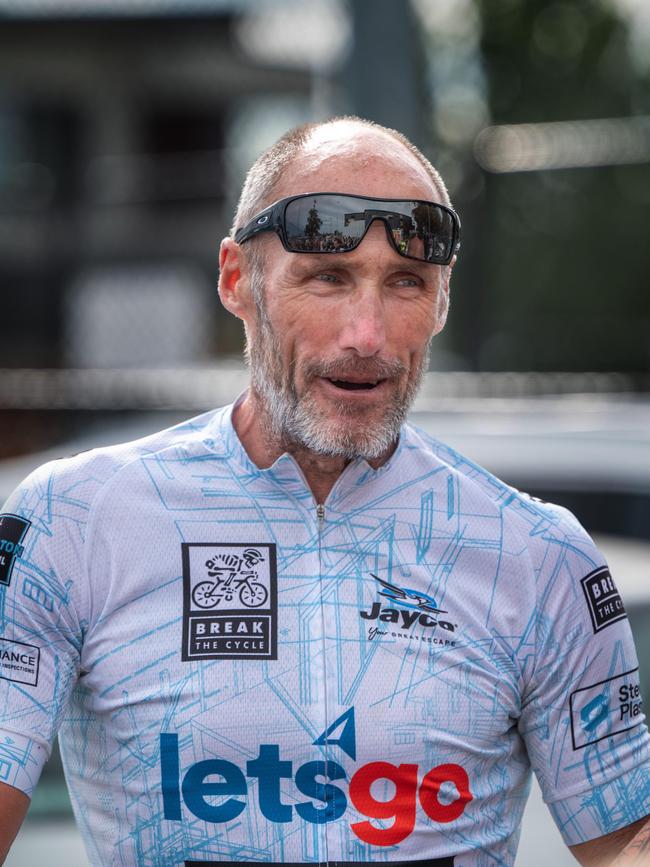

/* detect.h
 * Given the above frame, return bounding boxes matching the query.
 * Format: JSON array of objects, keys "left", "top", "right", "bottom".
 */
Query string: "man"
[{"left": 0, "top": 117, "right": 648, "bottom": 866}]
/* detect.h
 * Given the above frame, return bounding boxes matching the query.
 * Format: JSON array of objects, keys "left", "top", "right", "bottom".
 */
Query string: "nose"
[
  {"left": 337, "top": 223, "right": 390, "bottom": 357},
  {"left": 338, "top": 288, "right": 386, "bottom": 357}
]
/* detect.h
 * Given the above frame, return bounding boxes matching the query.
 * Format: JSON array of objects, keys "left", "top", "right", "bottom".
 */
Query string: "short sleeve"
[
  {"left": 0, "top": 462, "right": 87, "bottom": 797},
  {"left": 519, "top": 509, "right": 650, "bottom": 845}
]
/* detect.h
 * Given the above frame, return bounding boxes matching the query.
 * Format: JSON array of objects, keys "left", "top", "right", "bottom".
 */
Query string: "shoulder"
[
  {"left": 2, "top": 406, "right": 231, "bottom": 522},
  {"left": 400, "top": 421, "right": 594, "bottom": 548}
]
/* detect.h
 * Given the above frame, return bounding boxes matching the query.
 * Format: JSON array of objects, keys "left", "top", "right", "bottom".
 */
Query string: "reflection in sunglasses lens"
[{"left": 284, "top": 195, "right": 454, "bottom": 263}]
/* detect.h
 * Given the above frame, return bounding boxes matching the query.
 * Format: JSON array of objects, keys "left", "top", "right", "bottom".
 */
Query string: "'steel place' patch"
[
  {"left": 182, "top": 543, "right": 277, "bottom": 661},
  {"left": 0, "top": 514, "right": 31, "bottom": 587},
  {"left": 570, "top": 667, "right": 642, "bottom": 749},
  {"left": 581, "top": 566, "right": 626, "bottom": 633}
]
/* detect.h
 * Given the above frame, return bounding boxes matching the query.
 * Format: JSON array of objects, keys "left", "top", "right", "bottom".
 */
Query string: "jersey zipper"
[{"left": 316, "top": 500, "right": 331, "bottom": 864}]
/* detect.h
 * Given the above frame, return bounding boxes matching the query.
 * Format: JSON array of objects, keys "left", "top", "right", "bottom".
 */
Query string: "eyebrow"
[{"left": 290, "top": 254, "right": 433, "bottom": 277}]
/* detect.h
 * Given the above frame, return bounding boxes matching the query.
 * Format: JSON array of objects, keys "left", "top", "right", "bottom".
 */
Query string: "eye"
[
  {"left": 314, "top": 272, "right": 340, "bottom": 283},
  {"left": 390, "top": 273, "right": 427, "bottom": 296}
]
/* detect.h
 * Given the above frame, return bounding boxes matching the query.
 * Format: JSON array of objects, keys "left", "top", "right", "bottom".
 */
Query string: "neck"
[{"left": 231, "top": 389, "right": 395, "bottom": 503}]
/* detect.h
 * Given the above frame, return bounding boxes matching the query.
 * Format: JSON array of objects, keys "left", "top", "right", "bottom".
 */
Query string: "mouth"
[{"left": 326, "top": 378, "right": 385, "bottom": 392}]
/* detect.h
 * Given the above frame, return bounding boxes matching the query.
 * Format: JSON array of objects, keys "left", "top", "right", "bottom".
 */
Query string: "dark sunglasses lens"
[
  {"left": 399, "top": 203, "right": 455, "bottom": 263},
  {"left": 284, "top": 195, "right": 454, "bottom": 262},
  {"left": 284, "top": 195, "right": 365, "bottom": 252}
]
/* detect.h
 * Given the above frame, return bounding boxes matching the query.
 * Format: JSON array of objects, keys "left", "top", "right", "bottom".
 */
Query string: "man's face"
[{"left": 242, "top": 128, "right": 451, "bottom": 460}]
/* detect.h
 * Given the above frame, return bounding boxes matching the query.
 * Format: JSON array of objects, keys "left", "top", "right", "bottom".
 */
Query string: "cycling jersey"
[{"left": 0, "top": 402, "right": 648, "bottom": 867}]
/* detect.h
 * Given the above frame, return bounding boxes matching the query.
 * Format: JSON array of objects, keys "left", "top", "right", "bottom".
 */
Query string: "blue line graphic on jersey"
[
  {"left": 3, "top": 406, "right": 650, "bottom": 863},
  {"left": 160, "top": 708, "right": 473, "bottom": 846}
]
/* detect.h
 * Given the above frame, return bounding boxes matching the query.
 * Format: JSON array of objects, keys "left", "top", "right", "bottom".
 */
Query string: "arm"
[
  {"left": 570, "top": 815, "right": 650, "bottom": 866},
  {"left": 0, "top": 781, "right": 29, "bottom": 865}
]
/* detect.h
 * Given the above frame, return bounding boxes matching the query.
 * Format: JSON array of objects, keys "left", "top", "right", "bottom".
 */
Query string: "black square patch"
[
  {"left": 0, "top": 514, "right": 31, "bottom": 588},
  {"left": 569, "top": 667, "right": 642, "bottom": 749},
  {"left": 0, "top": 637, "right": 40, "bottom": 686},
  {"left": 581, "top": 566, "right": 626, "bottom": 633},
  {"left": 181, "top": 543, "right": 277, "bottom": 661}
]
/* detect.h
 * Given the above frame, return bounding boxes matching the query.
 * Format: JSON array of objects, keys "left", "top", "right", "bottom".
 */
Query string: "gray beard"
[{"left": 245, "top": 288, "right": 430, "bottom": 461}]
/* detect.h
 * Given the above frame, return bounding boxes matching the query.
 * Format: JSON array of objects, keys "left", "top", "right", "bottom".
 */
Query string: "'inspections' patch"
[
  {"left": 0, "top": 514, "right": 31, "bottom": 587},
  {"left": 181, "top": 543, "right": 277, "bottom": 661},
  {"left": 0, "top": 638, "right": 40, "bottom": 686}
]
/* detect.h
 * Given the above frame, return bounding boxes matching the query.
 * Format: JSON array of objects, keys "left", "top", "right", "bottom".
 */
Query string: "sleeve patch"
[
  {"left": 0, "top": 514, "right": 32, "bottom": 588},
  {"left": 0, "top": 638, "right": 40, "bottom": 686},
  {"left": 581, "top": 566, "right": 627, "bottom": 633},
  {"left": 570, "top": 667, "right": 643, "bottom": 750}
]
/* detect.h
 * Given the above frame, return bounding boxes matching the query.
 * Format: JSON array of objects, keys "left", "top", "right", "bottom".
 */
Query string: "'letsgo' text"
[{"left": 160, "top": 734, "right": 472, "bottom": 845}]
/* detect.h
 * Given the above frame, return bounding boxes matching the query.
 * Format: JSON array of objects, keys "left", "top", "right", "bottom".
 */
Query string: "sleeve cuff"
[
  {"left": 547, "top": 763, "right": 650, "bottom": 845},
  {"left": 0, "top": 729, "right": 50, "bottom": 798}
]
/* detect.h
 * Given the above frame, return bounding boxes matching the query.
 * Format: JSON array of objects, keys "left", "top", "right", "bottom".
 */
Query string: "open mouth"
[{"left": 327, "top": 379, "right": 384, "bottom": 391}]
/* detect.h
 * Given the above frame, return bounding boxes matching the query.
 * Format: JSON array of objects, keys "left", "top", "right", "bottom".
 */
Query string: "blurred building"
[
  {"left": 0, "top": 0, "right": 430, "bottom": 370},
  {"left": 2, "top": 0, "right": 649, "bottom": 380},
  {"left": 0, "top": 0, "right": 648, "bottom": 462},
  {"left": 0, "top": 4, "right": 314, "bottom": 368}
]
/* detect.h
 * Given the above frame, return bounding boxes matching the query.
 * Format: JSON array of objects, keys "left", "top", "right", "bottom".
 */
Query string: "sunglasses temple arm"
[{"left": 234, "top": 205, "right": 280, "bottom": 245}]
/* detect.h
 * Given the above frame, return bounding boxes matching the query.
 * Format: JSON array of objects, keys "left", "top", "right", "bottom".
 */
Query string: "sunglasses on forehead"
[{"left": 234, "top": 192, "right": 461, "bottom": 266}]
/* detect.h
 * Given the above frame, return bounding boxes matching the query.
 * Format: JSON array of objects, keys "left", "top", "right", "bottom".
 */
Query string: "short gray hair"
[{"left": 230, "top": 115, "right": 451, "bottom": 238}]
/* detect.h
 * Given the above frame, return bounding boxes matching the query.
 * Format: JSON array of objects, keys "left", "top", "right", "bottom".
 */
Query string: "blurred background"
[{"left": 0, "top": 0, "right": 649, "bottom": 864}]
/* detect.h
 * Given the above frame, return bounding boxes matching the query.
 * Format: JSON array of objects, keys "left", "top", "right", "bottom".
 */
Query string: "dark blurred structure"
[
  {"left": 0, "top": 1, "right": 322, "bottom": 456},
  {"left": 0, "top": 0, "right": 649, "bottom": 456},
  {"left": 471, "top": 0, "right": 650, "bottom": 373},
  {"left": 0, "top": 8, "right": 314, "bottom": 372}
]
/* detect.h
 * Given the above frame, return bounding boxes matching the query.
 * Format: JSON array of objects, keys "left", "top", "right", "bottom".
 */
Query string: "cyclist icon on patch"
[{"left": 192, "top": 548, "right": 269, "bottom": 609}]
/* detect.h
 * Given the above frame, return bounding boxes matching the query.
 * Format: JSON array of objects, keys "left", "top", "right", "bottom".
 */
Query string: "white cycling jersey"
[{"left": 0, "top": 402, "right": 648, "bottom": 867}]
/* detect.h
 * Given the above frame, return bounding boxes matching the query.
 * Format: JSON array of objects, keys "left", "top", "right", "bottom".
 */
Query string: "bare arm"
[
  {"left": 570, "top": 816, "right": 650, "bottom": 866},
  {"left": 0, "top": 782, "right": 29, "bottom": 865}
]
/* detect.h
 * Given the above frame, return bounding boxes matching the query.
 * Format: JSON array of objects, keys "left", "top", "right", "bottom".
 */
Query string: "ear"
[
  {"left": 218, "top": 237, "right": 256, "bottom": 324},
  {"left": 433, "top": 255, "right": 455, "bottom": 333}
]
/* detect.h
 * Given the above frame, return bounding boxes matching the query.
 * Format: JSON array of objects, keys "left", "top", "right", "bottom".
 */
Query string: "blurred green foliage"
[{"left": 447, "top": 0, "right": 650, "bottom": 373}]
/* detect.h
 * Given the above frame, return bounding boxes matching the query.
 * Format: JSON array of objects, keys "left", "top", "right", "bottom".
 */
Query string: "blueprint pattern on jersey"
[{"left": 0, "top": 405, "right": 648, "bottom": 867}]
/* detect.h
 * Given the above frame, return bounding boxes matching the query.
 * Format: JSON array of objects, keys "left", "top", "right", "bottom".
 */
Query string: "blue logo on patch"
[
  {"left": 370, "top": 573, "right": 446, "bottom": 614},
  {"left": 580, "top": 693, "right": 609, "bottom": 733}
]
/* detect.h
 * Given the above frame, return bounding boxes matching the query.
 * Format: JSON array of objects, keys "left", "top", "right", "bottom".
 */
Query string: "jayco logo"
[
  {"left": 359, "top": 574, "right": 457, "bottom": 645},
  {"left": 160, "top": 708, "right": 472, "bottom": 845}
]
